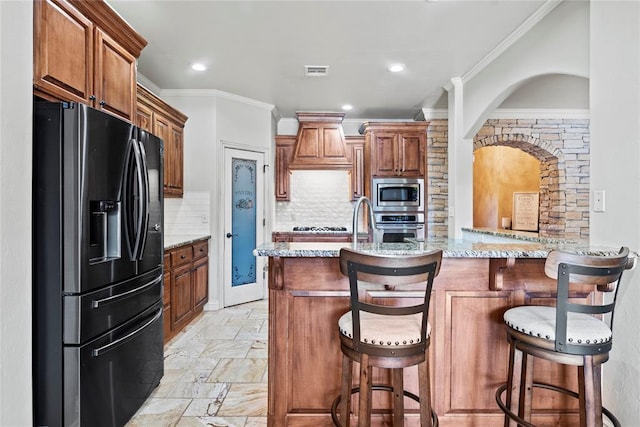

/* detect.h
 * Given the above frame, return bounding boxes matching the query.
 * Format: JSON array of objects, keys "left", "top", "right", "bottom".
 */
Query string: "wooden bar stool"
[
  {"left": 330, "top": 248, "right": 442, "bottom": 427},
  {"left": 495, "top": 247, "right": 631, "bottom": 427}
]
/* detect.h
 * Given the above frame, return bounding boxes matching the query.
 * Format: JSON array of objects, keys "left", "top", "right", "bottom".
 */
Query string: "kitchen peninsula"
[{"left": 254, "top": 239, "right": 632, "bottom": 426}]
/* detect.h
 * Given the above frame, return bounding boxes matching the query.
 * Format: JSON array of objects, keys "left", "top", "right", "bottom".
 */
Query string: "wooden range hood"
[{"left": 288, "top": 112, "right": 351, "bottom": 169}]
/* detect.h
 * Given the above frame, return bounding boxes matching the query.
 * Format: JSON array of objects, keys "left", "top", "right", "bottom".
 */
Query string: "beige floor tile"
[
  {"left": 208, "top": 358, "right": 267, "bottom": 383},
  {"left": 217, "top": 383, "right": 268, "bottom": 417},
  {"left": 165, "top": 381, "right": 230, "bottom": 399},
  {"left": 175, "top": 416, "right": 247, "bottom": 427},
  {"left": 130, "top": 300, "right": 269, "bottom": 425},
  {"left": 201, "top": 339, "right": 254, "bottom": 359},
  {"left": 126, "top": 397, "right": 191, "bottom": 426}
]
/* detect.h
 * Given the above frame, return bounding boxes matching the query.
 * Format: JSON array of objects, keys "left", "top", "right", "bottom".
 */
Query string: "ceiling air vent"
[{"left": 304, "top": 65, "right": 329, "bottom": 77}]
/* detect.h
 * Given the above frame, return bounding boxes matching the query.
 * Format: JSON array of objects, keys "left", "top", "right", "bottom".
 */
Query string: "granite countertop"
[
  {"left": 461, "top": 227, "right": 587, "bottom": 244},
  {"left": 164, "top": 234, "right": 211, "bottom": 250},
  {"left": 253, "top": 239, "right": 634, "bottom": 259}
]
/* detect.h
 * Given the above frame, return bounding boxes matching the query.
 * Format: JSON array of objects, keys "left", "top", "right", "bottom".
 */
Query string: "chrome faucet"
[{"left": 352, "top": 196, "right": 376, "bottom": 244}]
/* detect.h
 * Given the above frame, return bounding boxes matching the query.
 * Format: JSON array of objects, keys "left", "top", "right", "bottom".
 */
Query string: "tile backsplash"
[
  {"left": 164, "top": 191, "right": 211, "bottom": 236},
  {"left": 275, "top": 170, "right": 355, "bottom": 231}
]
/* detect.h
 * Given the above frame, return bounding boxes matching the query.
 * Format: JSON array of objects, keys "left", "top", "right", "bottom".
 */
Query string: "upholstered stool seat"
[
  {"left": 331, "top": 248, "right": 442, "bottom": 427},
  {"left": 504, "top": 306, "right": 612, "bottom": 345},
  {"left": 495, "top": 247, "right": 631, "bottom": 427},
  {"left": 338, "top": 311, "right": 428, "bottom": 346}
]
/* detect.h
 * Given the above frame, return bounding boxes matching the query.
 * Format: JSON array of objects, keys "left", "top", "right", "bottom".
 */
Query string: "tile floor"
[{"left": 126, "top": 299, "right": 269, "bottom": 427}]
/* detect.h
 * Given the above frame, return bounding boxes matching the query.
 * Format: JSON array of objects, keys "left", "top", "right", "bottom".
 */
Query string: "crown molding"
[
  {"left": 462, "top": 0, "right": 563, "bottom": 83},
  {"left": 419, "top": 108, "right": 449, "bottom": 120}
]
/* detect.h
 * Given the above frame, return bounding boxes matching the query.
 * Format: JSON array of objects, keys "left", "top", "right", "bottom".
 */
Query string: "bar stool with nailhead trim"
[
  {"left": 330, "top": 247, "right": 442, "bottom": 427},
  {"left": 495, "top": 247, "right": 631, "bottom": 427}
]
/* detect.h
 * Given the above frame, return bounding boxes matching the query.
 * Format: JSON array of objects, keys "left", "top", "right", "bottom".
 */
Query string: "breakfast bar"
[{"left": 254, "top": 239, "right": 629, "bottom": 427}]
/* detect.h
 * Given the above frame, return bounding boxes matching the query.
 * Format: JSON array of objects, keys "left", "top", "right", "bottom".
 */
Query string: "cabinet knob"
[
  {"left": 89, "top": 95, "right": 96, "bottom": 101},
  {"left": 99, "top": 100, "right": 106, "bottom": 106},
  {"left": 180, "top": 255, "right": 186, "bottom": 259}
]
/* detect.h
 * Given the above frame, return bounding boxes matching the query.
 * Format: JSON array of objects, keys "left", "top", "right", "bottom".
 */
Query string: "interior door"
[{"left": 223, "top": 148, "right": 265, "bottom": 307}]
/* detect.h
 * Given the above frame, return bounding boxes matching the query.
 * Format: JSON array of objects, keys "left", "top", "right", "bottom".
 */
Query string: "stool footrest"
[
  {"left": 330, "top": 384, "right": 439, "bottom": 427},
  {"left": 495, "top": 382, "right": 620, "bottom": 427}
]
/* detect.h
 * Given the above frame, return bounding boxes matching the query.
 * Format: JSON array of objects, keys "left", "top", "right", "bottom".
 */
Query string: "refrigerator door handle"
[
  {"left": 91, "top": 274, "right": 162, "bottom": 308},
  {"left": 135, "top": 138, "right": 150, "bottom": 260},
  {"left": 91, "top": 307, "right": 162, "bottom": 357}
]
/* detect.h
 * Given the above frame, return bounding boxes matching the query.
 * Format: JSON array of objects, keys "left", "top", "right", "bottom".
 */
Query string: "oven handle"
[
  {"left": 376, "top": 223, "right": 425, "bottom": 229},
  {"left": 91, "top": 275, "right": 162, "bottom": 308},
  {"left": 91, "top": 307, "right": 162, "bottom": 357}
]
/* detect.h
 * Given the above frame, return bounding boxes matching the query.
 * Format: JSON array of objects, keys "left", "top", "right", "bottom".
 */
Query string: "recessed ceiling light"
[
  {"left": 191, "top": 63, "right": 207, "bottom": 72},
  {"left": 342, "top": 104, "right": 353, "bottom": 111},
  {"left": 388, "top": 63, "right": 405, "bottom": 73}
]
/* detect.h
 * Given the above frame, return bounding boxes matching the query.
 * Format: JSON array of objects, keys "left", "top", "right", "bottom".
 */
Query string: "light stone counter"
[
  {"left": 254, "top": 239, "right": 632, "bottom": 259},
  {"left": 164, "top": 234, "right": 211, "bottom": 250}
]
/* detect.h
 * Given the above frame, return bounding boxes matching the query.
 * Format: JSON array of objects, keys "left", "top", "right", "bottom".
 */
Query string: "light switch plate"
[{"left": 594, "top": 190, "right": 605, "bottom": 212}]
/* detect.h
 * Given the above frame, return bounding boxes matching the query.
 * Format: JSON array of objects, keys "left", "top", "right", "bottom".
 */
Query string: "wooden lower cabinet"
[
  {"left": 267, "top": 256, "right": 592, "bottom": 426},
  {"left": 163, "top": 238, "right": 210, "bottom": 344}
]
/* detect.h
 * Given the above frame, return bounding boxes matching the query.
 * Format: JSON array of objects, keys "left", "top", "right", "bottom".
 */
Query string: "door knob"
[{"left": 226, "top": 233, "right": 237, "bottom": 238}]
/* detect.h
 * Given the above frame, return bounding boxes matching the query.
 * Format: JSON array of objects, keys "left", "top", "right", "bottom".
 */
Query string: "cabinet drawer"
[
  {"left": 171, "top": 246, "right": 193, "bottom": 268},
  {"left": 193, "top": 241, "right": 208, "bottom": 260}
]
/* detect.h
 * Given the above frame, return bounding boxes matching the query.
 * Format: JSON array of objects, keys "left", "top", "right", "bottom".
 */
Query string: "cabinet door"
[
  {"left": 136, "top": 102, "right": 154, "bottom": 133},
  {"left": 171, "top": 264, "right": 193, "bottom": 330},
  {"left": 154, "top": 114, "right": 172, "bottom": 192},
  {"left": 371, "top": 132, "right": 399, "bottom": 177},
  {"left": 398, "top": 133, "right": 425, "bottom": 177},
  {"left": 163, "top": 271, "right": 172, "bottom": 343},
  {"left": 166, "top": 124, "right": 184, "bottom": 197},
  {"left": 94, "top": 28, "right": 136, "bottom": 122},
  {"left": 275, "top": 138, "right": 295, "bottom": 201},
  {"left": 350, "top": 142, "right": 364, "bottom": 200},
  {"left": 34, "top": 0, "right": 94, "bottom": 103},
  {"left": 193, "top": 256, "right": 209, "bottom": 311}
]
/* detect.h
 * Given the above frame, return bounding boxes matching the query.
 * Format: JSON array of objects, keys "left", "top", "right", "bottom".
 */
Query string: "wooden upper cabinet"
[
  {"left": 33, "top": 0, "right": 146, "bottom": 122},
  {"left": 289, "top": 112, "right": 351, "bottom": 169},
  {"left": 135, "top": 100, "right": 154, "bottom": 133},
  {"left": 137, "top": 84, "right": 188, "bottom": 198},
  {"left": 275, "top": 136, "right": 295, "bottom": 201},
  {"left": 93, "top": 28, "right": 136, "bottom": 121},
  {"left": 362, "top": 122, "right": 428, "bottom": 178},
  {"left": 346, "top": 136, "right": 365, "bottom": 201},
  {"left": 167, "top": 125, "right": 185, "bottom": 195},
  {"left": 34, "top": 0, "right": 94, "bottom": 103}
]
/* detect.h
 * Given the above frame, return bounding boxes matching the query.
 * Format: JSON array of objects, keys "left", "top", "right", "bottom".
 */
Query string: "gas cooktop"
[{"left": 292, "top": 226, "right": 348, "bottom": 232}]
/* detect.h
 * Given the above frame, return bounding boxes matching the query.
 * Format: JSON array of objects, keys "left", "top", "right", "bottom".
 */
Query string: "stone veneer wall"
[
  {"left": 474, "top": 118, "right": 590, "bottom": 239},
  {"left": 426, "top": 120, "right": 449, "bottom": 239}
]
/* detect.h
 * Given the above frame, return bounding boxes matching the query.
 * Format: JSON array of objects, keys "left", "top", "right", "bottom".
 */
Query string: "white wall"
[
  {"left": 0, "top": 1, "right": 33, "bottom": 425},
  {"left": 160, "top": 90, "right": 274, "bottom": 309},
  {"left": 590, "top": 1, "right": 640, "bottom": 422}
]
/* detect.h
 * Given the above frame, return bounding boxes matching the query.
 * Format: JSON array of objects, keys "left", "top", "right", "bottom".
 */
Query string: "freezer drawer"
[
  {"left": 63, "top": 300, "right": 164, "bottom": 427},
  {"left": 63, "top": 266, "right": 163, "bottom": 344}
]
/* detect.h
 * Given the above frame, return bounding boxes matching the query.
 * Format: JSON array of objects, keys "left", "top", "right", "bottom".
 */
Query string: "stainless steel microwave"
[{"left": 372, "top": 177, "right": 424, "bottom": 212}]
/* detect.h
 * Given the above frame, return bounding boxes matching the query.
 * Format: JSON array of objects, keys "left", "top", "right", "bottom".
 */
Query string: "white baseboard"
[{"left": 204, "top": 300, "right": 221, "bottom": 311}]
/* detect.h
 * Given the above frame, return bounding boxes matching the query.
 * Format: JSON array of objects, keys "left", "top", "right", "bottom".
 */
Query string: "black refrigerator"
[{"left": 32, "top": 102, "right": 164, "bottom": 427}]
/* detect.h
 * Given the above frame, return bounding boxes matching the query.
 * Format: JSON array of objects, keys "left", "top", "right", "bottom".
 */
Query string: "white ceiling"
[{"left": 107, "top": 0, "right": 559, "bottom": 120}]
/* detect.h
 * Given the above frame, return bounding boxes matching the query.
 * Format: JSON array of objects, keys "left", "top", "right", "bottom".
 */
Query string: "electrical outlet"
[
  {"left": 594, "top": 190, "right": 605, "bottom": 212},
  {"left": 201, "top": 215, "right": 209, "bottom": 223}
]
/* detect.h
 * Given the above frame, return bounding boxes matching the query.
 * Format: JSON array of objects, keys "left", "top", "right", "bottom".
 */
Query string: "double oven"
[{"left": 372, "top": 177, "right": 425, "bottom": 242}]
